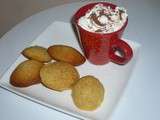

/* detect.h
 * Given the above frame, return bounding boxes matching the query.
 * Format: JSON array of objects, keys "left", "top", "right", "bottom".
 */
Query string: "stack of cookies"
[{"left": 10, "top": 44, "right": 105, "bottom": 111}]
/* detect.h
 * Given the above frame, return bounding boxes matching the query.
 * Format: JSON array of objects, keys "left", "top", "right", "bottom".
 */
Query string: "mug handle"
[{"left": 109, "top": 39, "right": 133, "bottom": 65}]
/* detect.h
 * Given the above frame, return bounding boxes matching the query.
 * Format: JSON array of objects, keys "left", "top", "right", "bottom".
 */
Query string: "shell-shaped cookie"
[
  {"left": 10, "top": 60, "right": 43, "bottom": 87},
  {"left": 22, "top": 46, "right": 52, "bottom": 62},
  {"left": 47, "top": 45, "right": 86, "bottom": 66}
]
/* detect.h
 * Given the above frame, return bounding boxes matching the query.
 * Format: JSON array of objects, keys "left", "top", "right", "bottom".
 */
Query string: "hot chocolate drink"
[
  {"left": 73, "top": 2, "right": 133, "bottom": 65},
  {"left": 78, "top": 3, "right": 128, "bottom": 33}
]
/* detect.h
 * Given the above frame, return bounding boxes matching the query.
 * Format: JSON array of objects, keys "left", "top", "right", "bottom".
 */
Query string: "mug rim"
[{"left": 72, "top": 2, "right": 128, "bottom": 35}]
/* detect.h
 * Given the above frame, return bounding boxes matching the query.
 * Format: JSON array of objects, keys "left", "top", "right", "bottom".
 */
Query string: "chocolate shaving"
[
  {"left": 119, "top": 9, "right": 124, "bottom": 20},
  {"left": 105, "top": 14, "right": 113, "bottom": 22},
  {"left": 95, "top": 29, "right": 103, "bottom": 32},
  {"left": 90, "top": 13, "right": 106, "bottom": 26}
]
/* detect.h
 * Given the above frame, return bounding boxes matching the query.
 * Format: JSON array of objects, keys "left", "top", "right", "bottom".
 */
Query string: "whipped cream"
[{"left": 78, "top": 4, "right": 128, "bottom": 33}]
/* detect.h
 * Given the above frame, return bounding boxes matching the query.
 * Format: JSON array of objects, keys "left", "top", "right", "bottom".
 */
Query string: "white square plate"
[{"left": 0, "top": 21, "right": 140, "bottom": 120}]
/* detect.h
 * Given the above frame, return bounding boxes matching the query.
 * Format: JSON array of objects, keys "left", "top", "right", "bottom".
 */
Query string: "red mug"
[{"left": 72, "top": 2, "right": 133, "bottom": 65}]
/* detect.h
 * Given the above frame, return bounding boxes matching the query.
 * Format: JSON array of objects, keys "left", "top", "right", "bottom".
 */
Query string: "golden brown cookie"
[
  {"left": 22, "top": 46, "right": 52, "bottom": 62},
  {"left": 40, "top": 62, "right": 80, "bottom": 91},
  {"left": 47, "top": 45, "right": 86, "bottom": 66},
  {"left": 10, "top": 60, "right": 43, "bottom": 87},
  {"left": 72, "top": 75, "right": 105, "bottom": 111}
]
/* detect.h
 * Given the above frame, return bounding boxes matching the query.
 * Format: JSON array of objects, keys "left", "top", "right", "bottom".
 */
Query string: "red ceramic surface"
[{"left": 73, "top": 2, "right": 133, "bottom": 65}]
